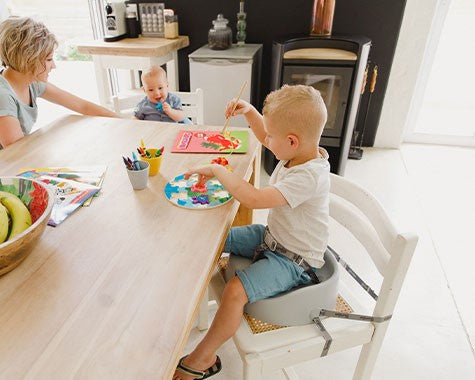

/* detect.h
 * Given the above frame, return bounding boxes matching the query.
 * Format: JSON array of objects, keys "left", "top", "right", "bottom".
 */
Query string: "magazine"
[
  {"left": 17, "top": 175, "right": 101, "bottom": 227},
  {"left": 17, "top": 166, "right": 106, "bottom": 207},
  {"left": 171, "top": 130, "right": 248, "bottom": 154}
]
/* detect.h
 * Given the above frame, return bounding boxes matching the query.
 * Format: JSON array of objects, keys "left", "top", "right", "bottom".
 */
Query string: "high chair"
[
  {"left": 201, "top": 173, "right": 418, "bottom": 379},
  {"left": 111, "top": 88, "right": 204, "bottom": 124}
]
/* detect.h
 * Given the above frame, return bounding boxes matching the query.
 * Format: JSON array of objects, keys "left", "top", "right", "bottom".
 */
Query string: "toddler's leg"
[{"left": 173, "top": 276, "right": 248, "bottom": 380}]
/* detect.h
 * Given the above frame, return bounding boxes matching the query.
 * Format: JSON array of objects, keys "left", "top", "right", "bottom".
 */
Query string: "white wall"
[{"left": 375, "top": 0, "right": 441, "bottom": 148}]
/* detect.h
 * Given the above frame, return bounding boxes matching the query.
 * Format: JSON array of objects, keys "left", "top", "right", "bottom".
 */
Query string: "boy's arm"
[
  {"left": 185, "top": 164, "right": 287, "bottom": 209},
  {"left": 162, "top": 102, "right": 186, "bottom": 122}
]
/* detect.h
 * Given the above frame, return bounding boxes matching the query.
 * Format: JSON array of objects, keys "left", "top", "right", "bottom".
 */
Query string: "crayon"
[
  {"left": 122, "top": 156, "right": 133, "bottom": 170},
  {"left": 140, "top": 139, "right": 146, "bottom": 150},
  {"left": 131, "top": 152, "right": 141, "bottom": 170},
  {"left": 155, "top": 146, "right": 165, "bottom": 157},
  {"left": 127, "top": 157, "right": 135, "bottom": 170},
  {"left": 137, "top": 147, "right": 145, "bottom": 157}
]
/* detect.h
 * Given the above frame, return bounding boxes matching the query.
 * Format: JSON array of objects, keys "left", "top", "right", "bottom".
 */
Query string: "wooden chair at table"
[
  {"left": 111, "top": 88, "right": 204, "bottom": 124},
  {"left": 199, "top": 173, "right": 418, "bottom": 379}
]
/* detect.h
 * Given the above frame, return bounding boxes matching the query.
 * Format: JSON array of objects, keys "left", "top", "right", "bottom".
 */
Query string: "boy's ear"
[
  {"left": 141, "top": 86, "right": 146, "bottom": 93},
  {"left": 287, "top": 134, "right": 299, "bottom": 149}
]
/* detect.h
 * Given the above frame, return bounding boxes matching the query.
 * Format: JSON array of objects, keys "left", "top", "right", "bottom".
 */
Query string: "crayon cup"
[
  {"left": 141, "top": 148, "right": 162, "bottom": 176},
  {"left": 126, "top": 160, "right": 150, "bottom": 190}
]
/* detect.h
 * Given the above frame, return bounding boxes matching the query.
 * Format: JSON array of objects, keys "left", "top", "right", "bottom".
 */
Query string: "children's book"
[
  {"left": 171, "top": 130, "right": 248, "bottom": 154},
  {"left": 17, "top": 174, "right": 101, "bottom": 227},
  {"left": 17, "top": 166, "right": 107, "bottom": 207}
]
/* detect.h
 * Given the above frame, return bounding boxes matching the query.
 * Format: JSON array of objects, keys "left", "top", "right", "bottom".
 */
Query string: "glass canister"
[
  {"left": 164, "top": 15, "right": 179, "bottom": 39},
  {"left": 208, "top": 14, "right": 232, "bottom": 50}
]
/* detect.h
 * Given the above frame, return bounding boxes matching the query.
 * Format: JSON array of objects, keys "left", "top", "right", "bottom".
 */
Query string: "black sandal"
[{"left": 176, "top": 355, "right": 222, "bottom": 379}]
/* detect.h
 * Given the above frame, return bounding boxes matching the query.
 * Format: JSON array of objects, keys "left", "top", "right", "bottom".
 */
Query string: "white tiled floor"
[{"left": 185, "top": 145, "right": 475, "bottom": 379}]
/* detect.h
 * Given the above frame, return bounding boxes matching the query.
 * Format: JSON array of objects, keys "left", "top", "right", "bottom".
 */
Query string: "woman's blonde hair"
[
  {"left": 262, "top": 85, "right": 327, "bottom": 141},
  {"left": 0, "top": 17, "right": 57, "bottom": 76}
]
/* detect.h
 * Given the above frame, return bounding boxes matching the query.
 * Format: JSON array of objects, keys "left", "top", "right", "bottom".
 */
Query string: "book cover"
[
  {"left": 17, "top": 166, "right": 107, "bottom": 207},
  {"left": 171, "top": 130, "right": 248, "bottom": 154},
  {"left": 17, "top": 175, "right": 101, "bottom": 227}
]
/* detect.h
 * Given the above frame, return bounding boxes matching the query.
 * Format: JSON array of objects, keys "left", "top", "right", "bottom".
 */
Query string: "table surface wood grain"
[{"left": 0, "top": 115, "right": 260, "bottom": 380}]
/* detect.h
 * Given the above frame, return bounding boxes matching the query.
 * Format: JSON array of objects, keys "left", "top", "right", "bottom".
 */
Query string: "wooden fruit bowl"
[{"left": 0, "top": 176, "right": 54, "bottom": 276}]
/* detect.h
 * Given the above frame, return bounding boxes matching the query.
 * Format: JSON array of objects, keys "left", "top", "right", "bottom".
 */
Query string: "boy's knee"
[{"left": 223, "top": 276, "right": 248, "bottom": 304}]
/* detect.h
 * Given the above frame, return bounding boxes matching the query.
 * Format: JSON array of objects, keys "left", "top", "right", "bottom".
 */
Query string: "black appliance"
[{"left": 265, "top": 35, "right": 371, "bottom": 175}]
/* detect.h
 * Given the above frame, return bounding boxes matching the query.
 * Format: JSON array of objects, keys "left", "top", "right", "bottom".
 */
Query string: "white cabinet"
[{"left": 189, "top": 44, "right": 262, "bottom": 128}]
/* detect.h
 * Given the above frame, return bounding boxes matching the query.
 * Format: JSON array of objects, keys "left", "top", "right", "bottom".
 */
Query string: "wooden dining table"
[{"left": 0, "top": 115, "right": 260, "bottom": 379}]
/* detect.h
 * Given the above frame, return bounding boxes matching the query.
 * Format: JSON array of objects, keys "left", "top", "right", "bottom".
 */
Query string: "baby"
[{"left": 134, "top": 66, "right": 191, "bottom": 123}]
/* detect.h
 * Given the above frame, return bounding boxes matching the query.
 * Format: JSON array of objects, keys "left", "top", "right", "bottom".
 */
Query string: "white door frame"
[{"left": 403, "top": 0, "right": 475, "bottom": 147}]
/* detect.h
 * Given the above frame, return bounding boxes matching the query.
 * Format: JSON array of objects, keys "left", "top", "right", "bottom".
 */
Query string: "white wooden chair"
[
  {"left": 111, "top": 88, "right": 204, "bottom": 124},
  {"left": 203, "top": 173, "right": 418, "bottom": 379}
]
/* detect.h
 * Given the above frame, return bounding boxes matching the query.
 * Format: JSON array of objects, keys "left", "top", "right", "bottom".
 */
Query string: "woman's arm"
[
  {"left": 41, "top": 83, "right": 119, "bottom": 118},
  {"left": 0, "top": 116, "right": 24, "bottom": 148}
]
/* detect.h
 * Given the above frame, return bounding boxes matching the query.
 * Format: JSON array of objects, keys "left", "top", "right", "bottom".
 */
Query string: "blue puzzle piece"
[{"left": 156, "top": 101, "right": 163, "bottom": 112}]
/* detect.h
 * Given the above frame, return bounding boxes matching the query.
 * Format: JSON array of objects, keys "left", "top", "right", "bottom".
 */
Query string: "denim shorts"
[{"left": 223, "top": 224, "right": 315, "bottom": 303}]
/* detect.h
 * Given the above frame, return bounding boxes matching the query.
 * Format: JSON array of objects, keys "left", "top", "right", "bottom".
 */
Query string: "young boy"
[
  {"left": 134, "top": 66, "right": 191, "bottom": 123},
  {"left": 174, "top": 85, "right": 329, "bottom": 380}
]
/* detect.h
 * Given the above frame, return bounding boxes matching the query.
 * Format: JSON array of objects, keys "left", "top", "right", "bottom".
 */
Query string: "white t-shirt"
[{"left": 267, "top": 148, "right": 330, "bottom": 268}]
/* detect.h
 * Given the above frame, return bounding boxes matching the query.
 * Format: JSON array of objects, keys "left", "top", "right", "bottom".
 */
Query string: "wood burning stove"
[{"left": 265, "top": 35, "right": 371, "bottom": 175}]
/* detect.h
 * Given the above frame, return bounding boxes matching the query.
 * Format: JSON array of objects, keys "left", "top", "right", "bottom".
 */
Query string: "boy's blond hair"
[
  {"left": 0, "top": 17, "right": 57, "bottom": 76},
  {"left": 141, "top": 65, "right": 167, "bottom": 85},
  {"left": 262, "top": 85, "right": 327, "bottom": 141}
]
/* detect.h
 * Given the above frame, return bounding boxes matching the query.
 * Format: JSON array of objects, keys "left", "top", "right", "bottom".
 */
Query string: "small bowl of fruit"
[{"left": 0, "top": 176, "right": 54, "bottom": 276}]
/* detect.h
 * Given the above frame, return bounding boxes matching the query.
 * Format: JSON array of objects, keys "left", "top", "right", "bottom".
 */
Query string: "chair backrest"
[
  {"left": 329, "top": 173, "right": 418, "bottom": 320},
  {"left": 112, "top": 88, "right": 204, "bottom": 124}
]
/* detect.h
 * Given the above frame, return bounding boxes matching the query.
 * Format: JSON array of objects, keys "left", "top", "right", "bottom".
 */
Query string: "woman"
[{"left": 0, "top": 17, "right": 119, "bottom": 148}]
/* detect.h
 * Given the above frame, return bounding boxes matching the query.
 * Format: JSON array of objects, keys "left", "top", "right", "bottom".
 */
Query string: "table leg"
[
  {"left": 232, "top": 147, "right": 261, "bottom": 227},
  {"left": 92, "top": 56, "right": 112, "bottom": 107},
  {"left": 166, "top": 51, "right": 179, "bottom": 91}
]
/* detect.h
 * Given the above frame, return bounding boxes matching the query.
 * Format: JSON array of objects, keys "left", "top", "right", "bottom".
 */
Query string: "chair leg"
[
  {"left": 283, "top": 367, "right": 299, "bottom": 380},
  {"left": 242, "top": 353, "right": 263, "bottom": 380},
  {"left": 353, "top": 324, "right": 389, "bottom": 379},
  {"left": 197, "top": 288, "right": 209, "bottom": 331}
]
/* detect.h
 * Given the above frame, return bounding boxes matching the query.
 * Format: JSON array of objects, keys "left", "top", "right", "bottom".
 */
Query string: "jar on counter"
[
  {"left": 208, "top": 14, "right": 232, "bottom": 50},
  {"left": 164, "top": 15, "right": 179, "bottom": 39}
]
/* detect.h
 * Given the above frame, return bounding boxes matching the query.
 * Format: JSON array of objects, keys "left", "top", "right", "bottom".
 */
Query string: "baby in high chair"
[{"left": 134, "top": 65, "right": 191, "bottom": 123}]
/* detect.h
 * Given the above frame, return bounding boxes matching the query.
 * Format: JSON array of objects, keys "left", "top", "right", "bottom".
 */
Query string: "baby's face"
[{"left": 142, "top": 74, "right": 168, "bottom": 104}]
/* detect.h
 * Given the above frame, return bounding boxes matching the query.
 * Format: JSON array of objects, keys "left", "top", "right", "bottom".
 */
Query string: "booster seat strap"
[
  {"left": 327, "top": 246, "right": 379, "bottom": 301},
  {"left": 312, "top": 317, "right": 332, "bottom": 357},
  {"left": 319, "top": 309, "right": 392, "bottom": 323}
]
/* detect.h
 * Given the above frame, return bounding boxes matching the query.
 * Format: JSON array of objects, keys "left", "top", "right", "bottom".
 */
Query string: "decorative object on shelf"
[
  {"left": 236, "top": 0, "right": 247, "bottom": 46},
  {"left": 208, "top": 14, "right": 232, "bottom": 50},
  {"left": 138, "top": 2, "right": 165, "bottom": 37},
  {"left": 310, "top": 0, "right": 335, "bottom": 36}
]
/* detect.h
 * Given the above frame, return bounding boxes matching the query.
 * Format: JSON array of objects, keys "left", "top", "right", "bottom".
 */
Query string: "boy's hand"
[
  {"left": 161, "top": 101, "right": 171, "bottom": 114},
  {"left": 225, "top": 99, "right": 253, "bottom": 119},
  {"left": 184, "top": 164, "right": 218, "bottom": 186}
]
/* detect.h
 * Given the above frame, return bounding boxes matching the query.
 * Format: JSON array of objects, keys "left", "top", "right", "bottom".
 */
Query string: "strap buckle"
[{"left": 293, "top": 255, "right": 304, "bottom": 266}]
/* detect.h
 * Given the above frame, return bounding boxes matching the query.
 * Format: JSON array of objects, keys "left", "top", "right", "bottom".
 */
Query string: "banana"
[
  {"left": 1, "top": 195, "right": 32, "bottom": 240},
  {"left": 0, "top": 191, "right": 16, "bottom": 199},
  {"left": 0, "top": 203, "right": 9, "bottom": 243}
]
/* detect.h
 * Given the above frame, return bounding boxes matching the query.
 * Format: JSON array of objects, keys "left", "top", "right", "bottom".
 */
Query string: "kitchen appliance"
[
  {"left": 104, "top": 1, "right": 127, "bottom": 42},
  {"left": 189, "top": 44, "right": 262, "bottom": 128}
]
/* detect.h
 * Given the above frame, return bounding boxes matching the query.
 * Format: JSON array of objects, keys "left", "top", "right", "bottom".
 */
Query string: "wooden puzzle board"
[{"left": 164, "top": 174, "right": 233, "bottom": 209}]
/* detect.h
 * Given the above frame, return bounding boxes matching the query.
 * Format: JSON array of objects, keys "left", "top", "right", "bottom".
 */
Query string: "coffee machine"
[{"left": 104, "top": 1, "right": 127, "bottom": 42}]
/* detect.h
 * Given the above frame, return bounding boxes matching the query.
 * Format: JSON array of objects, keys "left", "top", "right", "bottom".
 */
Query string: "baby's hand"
[
  {"left": 161, "top": 101, "right": 171, "bottom": 114},
  {"left": 225, "top": 99, "right": 252, "bottom": 119}
]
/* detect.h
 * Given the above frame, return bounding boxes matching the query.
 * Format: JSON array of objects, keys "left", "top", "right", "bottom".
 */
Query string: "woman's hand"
[{"left": 224, "top": 99, "right": 253, "bottom": 119}]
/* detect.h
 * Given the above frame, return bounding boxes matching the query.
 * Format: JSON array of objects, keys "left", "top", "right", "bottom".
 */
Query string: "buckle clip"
[
  {"left": 294, "top": 256, "right": 304, "bottom": 266},
  {"left": 269, "top": 240, "right": 277, "bottom": 251}
]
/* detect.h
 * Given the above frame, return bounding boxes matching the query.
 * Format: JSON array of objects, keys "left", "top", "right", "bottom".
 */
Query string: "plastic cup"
[
  {"left": 141, "top": 148, "right": 162, "bottom": 176},
  {"left": 126, "top": 160, "right": 150, "bottom": 190}
]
